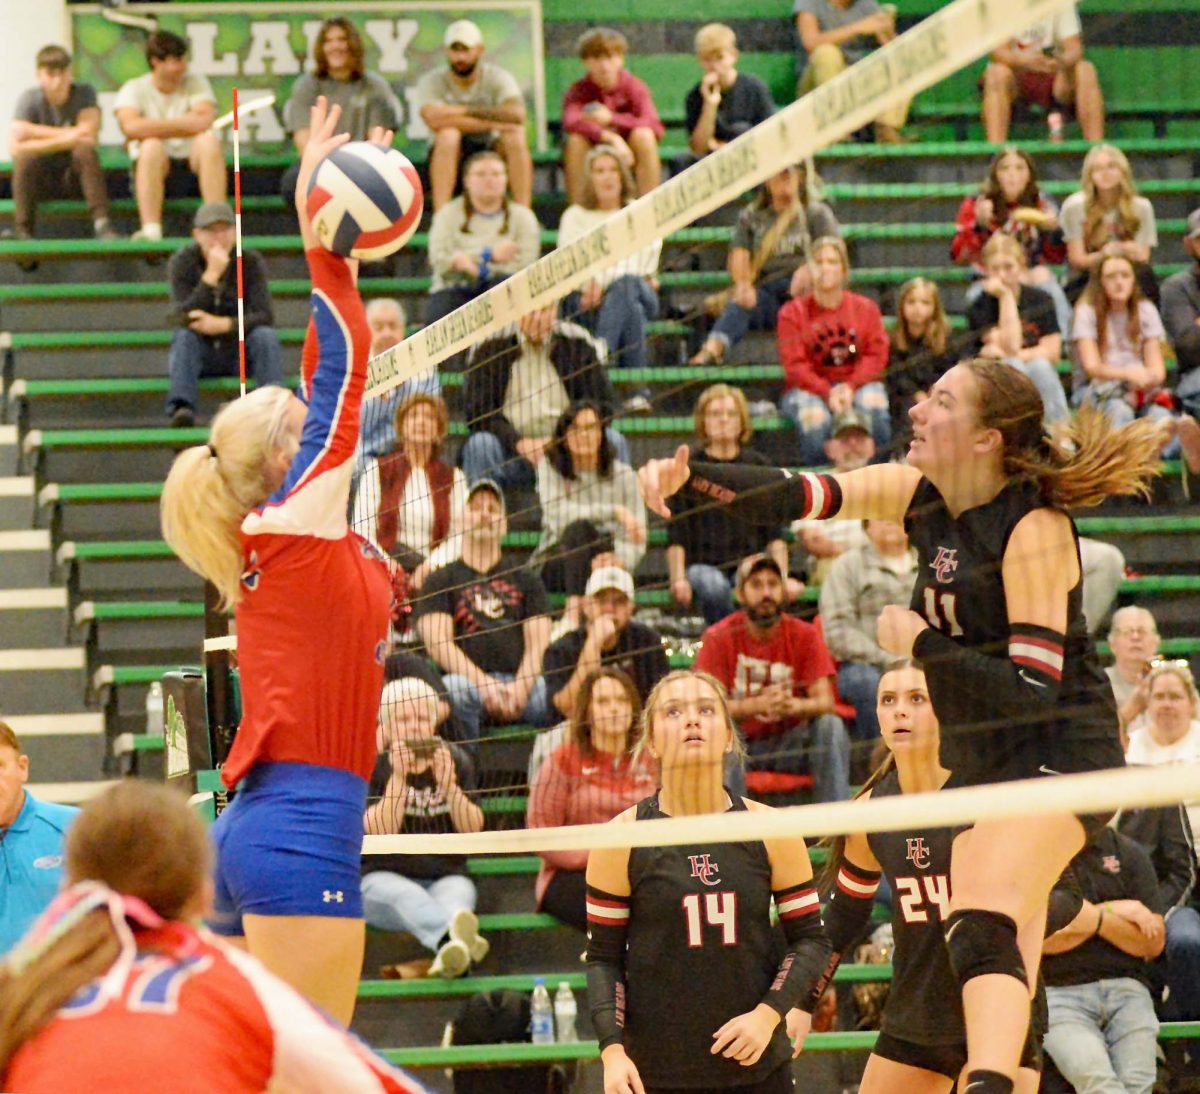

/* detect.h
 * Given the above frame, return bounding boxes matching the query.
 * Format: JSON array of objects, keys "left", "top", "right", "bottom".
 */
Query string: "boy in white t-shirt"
[
  {"left": 981, "top": 4, "right": 1105, "bottom": 143},
  {"left": 114, "top": 30, "right": 225, "bottom": 241}
]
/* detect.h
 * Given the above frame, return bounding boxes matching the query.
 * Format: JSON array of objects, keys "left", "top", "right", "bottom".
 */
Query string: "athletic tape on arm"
[
  {"left": 362, "top": 761, "right": 1200, "bottom": 856},
  {"left": 360, "top": 0, "right": 1078, "bottom": 401}
]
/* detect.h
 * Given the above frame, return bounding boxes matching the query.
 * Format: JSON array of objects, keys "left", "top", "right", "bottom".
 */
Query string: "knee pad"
[{"left": 944, "top": 909, "right": 1028, "bottom": 990}]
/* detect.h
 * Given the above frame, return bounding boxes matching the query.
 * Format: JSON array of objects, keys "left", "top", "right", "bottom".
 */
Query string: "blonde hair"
[
  {"left": 981, "top": 231, "right": 1027, "bottom": 268},
  {"left": 636, "top": 670, "right": 746, "bottom": 762},
  {"left": 1080, "top": 144, "right": 1142, "bottom": 251},
  {"left": 810, "top": 234, "right": 849, "bottom": 274},
  {"left": 365, "top": 296, "right": 406, "bottom": 329},
  {"left": 1083, "top": 253, "right": 1145, "bottom": 362},
  {"left": 695, "top": 23, "right": 736, "bottom": 55},
  {"left": 1147, "top": 661, "right": 1200, "bottom": 716},
  {"left": 580, "top": 145, "right": 636, "bottom": 210},
  {"left": 379, "top": 676, "right": 441, "bottom": 739},
  {"left": 694, "top": 383, "right": 752, "bottom": 446},
  {"left": 892, "top": 277, "right": 950, "bottom": 357},
  {"left": 161, "top": 386, "right": 298, "bottom": 609}
]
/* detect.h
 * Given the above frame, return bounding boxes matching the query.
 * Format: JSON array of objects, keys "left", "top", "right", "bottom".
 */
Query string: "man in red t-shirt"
[{"left": 694, "top": 553, "right": 850, "bottom": 802}]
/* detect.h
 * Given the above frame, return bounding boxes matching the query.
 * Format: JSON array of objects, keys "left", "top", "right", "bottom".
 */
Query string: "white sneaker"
[
  {"left": 449, "top": 909, "right": 490, "bottom": 964},
  {"left": 428, "top": 938, "right": 471, "bottom": 979}
]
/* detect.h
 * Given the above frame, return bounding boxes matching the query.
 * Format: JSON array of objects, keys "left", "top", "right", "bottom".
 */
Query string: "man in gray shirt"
[{"left": 415, "top": 20, "right": 532, "bottom": 210}]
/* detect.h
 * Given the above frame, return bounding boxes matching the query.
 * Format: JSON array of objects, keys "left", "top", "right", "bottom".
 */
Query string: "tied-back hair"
[
  {"left": 1080, "top": 144, "right": 1142, "bottom": 252},
  {"left": 460, "top": 151, "right": 510, "bottom": 235},
  {"left": 314, "top": 17, "right": 366, "bottom": 81},
  {"left": 980, "top": 145, "right": 1041, "bottom": 210},
  {"left": 1083, "top": 254, "right": 1145, "bottom": 362},
  {"left": 547, "top": 400, "right": 615, "bottom": 481},
  {"left": 963, "top": 358, "right": 1162, "bottom": 509},
  {"left": 892, "top": 277, "right": 950, "bottom": 357},
  {"left": 0, "top": 782, "right": 210, "bottom": 1073},
  {"left": 161, "top": 385, "right": 299, "bottom": 609},
  {"left": 571, "top": 667, "right": 642, "bottom": 757}
]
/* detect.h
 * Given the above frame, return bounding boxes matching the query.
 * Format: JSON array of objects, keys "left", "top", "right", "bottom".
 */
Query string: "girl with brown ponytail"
[{"left": 639, "top": 356, "right": 1162, "bottom": 1094}]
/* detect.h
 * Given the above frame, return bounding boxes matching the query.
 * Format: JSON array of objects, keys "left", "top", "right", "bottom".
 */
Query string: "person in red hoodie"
[
  {"left": 561, "top": 28, "right": 664, "bottom": 205},
  {"left": 778, "top": 236, "right": 891, "bottom": 466},
  {"left": 526, "top": 667, "right": 657, "bottom": 930}
]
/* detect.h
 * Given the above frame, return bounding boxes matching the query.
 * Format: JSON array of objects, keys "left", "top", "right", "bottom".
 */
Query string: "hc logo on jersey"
[
  {"left": 930, "top": 547, "right": 959, "bottom": 584},
  {"left": 323, "top": 890, "right": 344, "bottom": 904},
  {"left": 688, "top": 854, "right": 721, "bottom": 886},
  {"left": 905, "top": 837, "right": 932, "bottom": 870}
]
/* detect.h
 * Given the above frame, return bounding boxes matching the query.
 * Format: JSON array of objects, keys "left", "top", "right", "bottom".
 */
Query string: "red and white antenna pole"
[{"left": 232, "top": 87, "right": 246, "bottom": 398}]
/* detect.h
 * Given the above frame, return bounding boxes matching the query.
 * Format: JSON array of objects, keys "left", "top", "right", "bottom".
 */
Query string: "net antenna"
[{"left": 232, "top": 88, "right": 247, "bottom": 398}]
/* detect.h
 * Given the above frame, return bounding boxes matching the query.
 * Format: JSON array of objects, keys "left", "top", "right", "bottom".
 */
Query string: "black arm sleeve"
[
  {"left": 686, "top": 462, "right": 842, "bottom": 527},
  {"left": 584, "top": 885, "right": 629, "bottom": 1050},
  {"left": 801, "top": 860, "right": 880, "bottom": 1012},
  {"left": 763, "top": 884, "right": 832, "bottom": 1017},
  {"left": 1046, "top": 860, "right": 1085, "bottom": 937}
]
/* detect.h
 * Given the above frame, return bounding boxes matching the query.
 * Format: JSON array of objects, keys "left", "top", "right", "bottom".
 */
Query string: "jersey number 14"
[{"left": 682, "top": 892, "right": 738, "bottom": 947}]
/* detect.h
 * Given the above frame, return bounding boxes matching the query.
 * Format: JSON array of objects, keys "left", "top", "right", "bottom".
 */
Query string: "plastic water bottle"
[
  {"left": 554, "top": 981, "right": 578, "bottom": 1043},
  {"left": 145, "top": 681, "right": 164, "bottom": 736},
  {"left": 530, "top": 977, "right": 554, "bottom": 1045},
  {"left": 1047, "top": 111, "right": 1065, "bottom": 142}
]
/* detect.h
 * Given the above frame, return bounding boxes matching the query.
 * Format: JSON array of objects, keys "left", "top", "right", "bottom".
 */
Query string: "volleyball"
[{"left": 305, "top": 142, "right": 424, "bottom": 261}]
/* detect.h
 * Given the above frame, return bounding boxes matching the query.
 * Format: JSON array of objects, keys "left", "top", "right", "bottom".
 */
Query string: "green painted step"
[
  {"left": 466, "top": 855, "right": 542, "bottom": 877},
  {"left": 81, "top": 600, "right": 204, "bottom": 622},
  {"left": 823, "top": 178, "right": 1200, "bottom": 203}
]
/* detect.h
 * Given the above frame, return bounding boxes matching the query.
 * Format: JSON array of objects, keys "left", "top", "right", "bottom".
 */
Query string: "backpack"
[{"left": 450, "top": 990, "right": 569, "bottom": 1094}]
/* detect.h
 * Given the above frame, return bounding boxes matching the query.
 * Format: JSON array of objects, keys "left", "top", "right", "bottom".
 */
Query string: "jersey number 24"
[{"left": 895, "top": 874, "right": 950, "bottom": 924}]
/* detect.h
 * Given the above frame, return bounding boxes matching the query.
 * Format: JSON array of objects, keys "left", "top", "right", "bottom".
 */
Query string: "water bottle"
[
  {"left": 530, "top": 977, "right": 554, "bottom": 1045},
  {"left": 145, "top": 681, "right": 164, "bottom": 736},
  {"left": 554, "top": 981, "right": 578, "bottom": 1043}
]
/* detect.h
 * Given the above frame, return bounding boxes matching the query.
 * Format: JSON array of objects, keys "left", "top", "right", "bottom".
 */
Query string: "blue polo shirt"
[{"left": 0, "top": 792, "right": 79, "bottom": 955}]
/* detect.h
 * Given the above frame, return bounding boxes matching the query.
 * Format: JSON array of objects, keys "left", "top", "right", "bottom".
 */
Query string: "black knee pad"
[{"left": 944, "top": 909, "right": 1028, "bottom": 990}]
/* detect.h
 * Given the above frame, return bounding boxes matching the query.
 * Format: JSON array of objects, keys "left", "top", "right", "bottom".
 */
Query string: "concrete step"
[
  {"left": 0, "top": 587, "right": 68, "bottom": 648},
  {"left": 0, "top": 646, "right": 87, "bottom": 714},
  {"left": 0, "top": 475, "right": 35, "bottom": 528},
  {"left": 26, "top": 779, "right": 118, "bottom": 805},
  {"left": 10, "top": 711, "right": 107, "bottom": 782},
  {"left": 0, "top": 425, "right": 17, "bottom": 476},
  {"left": 0, "top": 529, "right": 51, "bottom": 587}
]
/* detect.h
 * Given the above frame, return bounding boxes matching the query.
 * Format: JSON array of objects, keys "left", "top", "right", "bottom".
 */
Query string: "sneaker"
[
  {"left": 448, "top": 909, "right": 490, "bottom": 964},
  {"left": 94, "top": 222, "right": 122, "bottom": 242},
  {"left": 131, "top": 229, "right": 163, "bottom": 265},
  {"left": 622, "top": 392, "right": 653, "bottom": 415},
  {"left": 169, "top": 404, "right": 196, "bottom": 428},
  {"left": 428, "top": 938, "right": 470, "bottom": 979}
]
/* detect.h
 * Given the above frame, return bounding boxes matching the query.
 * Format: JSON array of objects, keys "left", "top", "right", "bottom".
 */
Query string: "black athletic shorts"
[
  {"left": 872, "top": 1030, "right": 1042, "bottom": 1080},
  {"left": 645, "top": 1062, "right": 794, "bottom": 1094}
]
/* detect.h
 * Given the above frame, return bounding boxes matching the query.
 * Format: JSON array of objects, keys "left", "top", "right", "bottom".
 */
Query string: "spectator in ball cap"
[
  {"left": 164, "top": 200, "right": 282, "bottom": 427},
  {"left": 415, "top": 19, "right": 532, "bottom": 209}
]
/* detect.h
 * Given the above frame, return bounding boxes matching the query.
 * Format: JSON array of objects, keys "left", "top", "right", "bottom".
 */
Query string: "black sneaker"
[{"left": 169, "top": 405, "right": 196, "bottom": 428}]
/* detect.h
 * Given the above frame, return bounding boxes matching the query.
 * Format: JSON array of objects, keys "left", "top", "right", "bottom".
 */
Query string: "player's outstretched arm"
[{"left": 294, "top": 97, "right": 349, "bottom": 253}]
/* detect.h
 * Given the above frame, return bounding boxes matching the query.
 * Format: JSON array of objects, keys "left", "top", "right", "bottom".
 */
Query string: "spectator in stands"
[
  {"left": 1077, "top": 536, "right": 1126, "bottom": 637},
  {"left": 425, "top": 150, "right": 541, "bottom": 327},
  {"left": 965, "top": 232, "right": 1070, "bottom": 425},
  {"left": 691, "top": 161, "right": 839, "bottom": 366},
  {"left": 819, "top": 518, "right": 918, "bottom": 749},
  {"left": 164, "top": 201, "right": 282, "bottom": 428},
  {"left": 886, "top": 277, "right": 961, "bottom": 453},
  {"left": 356, "top": 298, "right": 440, "bottom": 467},
  {"left": 414, "top": 480, "right": 553, "bottom": 738},
  {"left": 951, "top": 147, "right": 1072, "bottom": 336},
  {"left": 694, "top": 553, "right": 850, "bottom": 803},
  {"left": 1061, "top": 144, "right": 1159, "bottom": 304},
  {"left": 533, "top": 402, "right": 647, "bottom": 627},
  {"left": 280, "top": 18, "right": 402, "bottom": 202},
  {"left": 459, "top": 304, "right": 628, "bottom": 490},
  {"left": 1041, "top": 827, "right": 1164, "bottom": 1094},
  {"left": 1106, "top": 606, "right": 1161, "bottom": 739},
  {"left": 778, "top": 235, "right": 891, "bottom": 465},
  {"left": 113, "top": 30, "right": 224, "bottom": 243},
  {"left": 1126, "top": 662, "right": 1200, "bottom": 838},
  {"left": 679, "top": 24, "right": 774, "bottom": 170},
  {"left": 561, "top": 28, "right": 663, "bottom": 205},
  {"left": 353, "top": 392, "right": 466, "bottom": 590},
  {"left": 667, "top": 384, "right": 794, "bottom": 625},
  {"left": 1116, "top": 801, "right": 1200, "bottom": 1025},
  {"left": 542, "top": 565, "right": 670, "bottom": 721},
  {"left": 1161, "top": 210, "right": 1200, "bottom": 471},
  {"left": 384, "top": 649, "right": 466, "bottom": 743},
  {"left": 0, "top": 721, "right": 78, "bottom": 955},
  {"left": 415, "top": 19, "right": 532, "bottom": 210},
  {"left": 362, "top": 678, "right": 488, "bottom": 980},
  {"left": 792, "top": 410, "right": 873, "bottom": 586},
  {"left": 793, "top": 0, "right": 909, "bottom": 143},
  {"left": 982, "top": 4, "right": 1104, "bottom": 144},
  {"left": 557, "top": 145, "right": 661, "bottom": 394},
  {"left": 526, "top": 667, "right": 657, "bottom": 930},
  {"left": 1071, "top": 253, "right": 1174, "bottom": 444},
  {"left": 7, "top": 45, "right": 115, "bottom": 250}
]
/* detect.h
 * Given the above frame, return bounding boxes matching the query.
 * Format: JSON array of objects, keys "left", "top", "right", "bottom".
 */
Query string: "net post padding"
[
  {"left": 362, "top": 760, "right": 1200, "bottom": 856},
  {"left": 360, "top": 0, "right": 1079, "bottom": 402}
]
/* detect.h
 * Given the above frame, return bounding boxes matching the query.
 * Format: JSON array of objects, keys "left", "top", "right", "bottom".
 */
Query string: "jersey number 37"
[{"left": 895, "top": 874, "right": 950, "bottom": 924}]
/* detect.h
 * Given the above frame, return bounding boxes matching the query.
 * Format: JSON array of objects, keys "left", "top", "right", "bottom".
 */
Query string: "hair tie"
[{"left": 206, "top": 443, "right": 218, "bottom": 460}]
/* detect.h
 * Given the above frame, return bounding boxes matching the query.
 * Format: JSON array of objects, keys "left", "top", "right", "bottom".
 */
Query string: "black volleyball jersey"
[
  {"left": 904, "top": 476, "right": 1120, "bottom": 782},
  {"left": 864, "top": 770, "right": 963, "bottom": 1046},
  {"left": 623, "top": 793, "right": 793, "bottom": 1088}
]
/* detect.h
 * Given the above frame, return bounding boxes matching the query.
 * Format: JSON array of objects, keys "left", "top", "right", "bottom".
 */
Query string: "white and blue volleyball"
[{"left": 306, "top": 142, "right": 424, "bottom": 261}]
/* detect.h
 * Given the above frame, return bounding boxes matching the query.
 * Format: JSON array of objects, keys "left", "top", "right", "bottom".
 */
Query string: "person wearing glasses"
[{"left": 1104, "top": 606, "right": 1161, "bottom": 742}]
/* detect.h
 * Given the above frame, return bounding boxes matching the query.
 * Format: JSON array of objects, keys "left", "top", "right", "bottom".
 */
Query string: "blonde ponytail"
[{"left": 161, "top": 386, "right": 296, "bottom": 609}]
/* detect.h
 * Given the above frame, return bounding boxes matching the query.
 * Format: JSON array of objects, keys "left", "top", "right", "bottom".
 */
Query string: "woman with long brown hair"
[
  {"left": 886, "top": 277, "right": 961, "bottom": 453},
  {"left": 0, "top": 781, "right": 420, "bottom": 1092},
  {"left": 638, "top": 357, "right": 1162, "bottom": 1094}
]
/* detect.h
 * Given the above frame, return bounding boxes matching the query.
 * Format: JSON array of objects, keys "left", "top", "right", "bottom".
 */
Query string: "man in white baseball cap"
[{"left": 413, "top": 19, "right": 532, "bottom": 208}]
